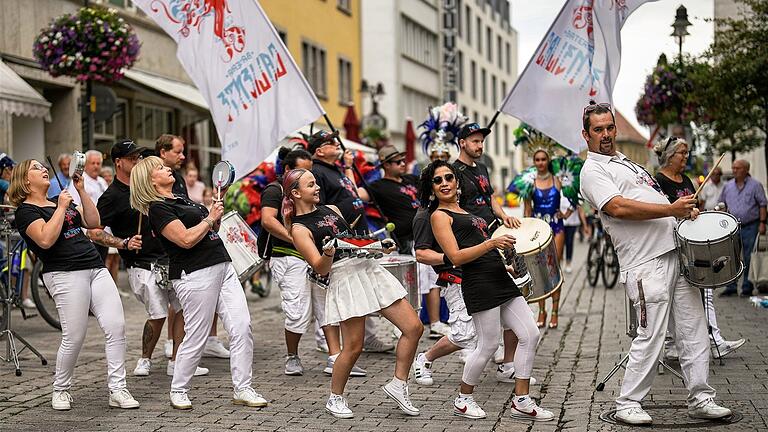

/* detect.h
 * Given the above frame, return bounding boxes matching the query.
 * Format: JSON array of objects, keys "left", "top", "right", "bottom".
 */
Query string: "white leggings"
[
  {"left": 462, "top": 296, "right": 539, "bottom": 386},
  {"left": 42, "top": 268, "right": 127, "bottom": 392}
]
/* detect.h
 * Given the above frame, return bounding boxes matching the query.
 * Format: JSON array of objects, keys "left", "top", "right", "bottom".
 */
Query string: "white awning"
[
  {"left": 124, "top": 69, "right": 209, "bottom": 110},
  {"left": 0, "top": 58, "right": 51, "bottom": 121}
]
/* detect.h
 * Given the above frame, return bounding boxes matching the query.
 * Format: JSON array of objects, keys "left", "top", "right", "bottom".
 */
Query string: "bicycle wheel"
[
  {"left": 586, "top": 242, "right": 601, "bottom": 286},
  {"left": 601, "top": 240, "right": 620, "bottom": 289},
  {"left": 30, "top": 259, "right": 60, "bottom": 330}
]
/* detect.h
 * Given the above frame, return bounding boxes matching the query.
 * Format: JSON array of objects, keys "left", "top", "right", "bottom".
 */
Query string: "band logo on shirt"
[
  {"left": 339, "top": 177, "right": 365, "bottom": 211},
  {"left": 317, "top": 214, "right": 341, "bottom": 235},
  {"left": 399, "top": 184, "right": 420, "bottom": 209},
  {"left": 471, "top": 216, "right": 489, "bottom": 239},
  {"left": 63, "top": 208, "right": 80, "bottom": 239}
]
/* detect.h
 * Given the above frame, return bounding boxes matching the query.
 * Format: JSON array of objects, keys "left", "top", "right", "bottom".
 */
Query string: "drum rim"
[
  {"left": 378, "top": 255, "right": 417, "bottom": 264},
  {"left": 675, "top": 211, "right": 740, "bottom": 243}
]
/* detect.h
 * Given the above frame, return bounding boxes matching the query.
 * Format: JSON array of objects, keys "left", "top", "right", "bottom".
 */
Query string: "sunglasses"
[
  {"left": 583, "top": 102, "right": 612, "bottom": 115},
  {"left": 389, "top": 159, "right": 406, "bottom": 165},
  {"left": 432, "top": 173, "right": 456, "bottom": 185},
  {"left": 664, "top": 136, "right": 682, "bottom": 153}
]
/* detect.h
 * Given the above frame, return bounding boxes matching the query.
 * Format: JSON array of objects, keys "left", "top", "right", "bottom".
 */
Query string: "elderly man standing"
[
  {"left": 719, "top": 160, "right": 768, "bottom": 297},
  {"left": 699, "top": 167, "right": 724, "bottom": 210},
  {"left": 67, "top": 150, "right": 108, "bottom": 206}
]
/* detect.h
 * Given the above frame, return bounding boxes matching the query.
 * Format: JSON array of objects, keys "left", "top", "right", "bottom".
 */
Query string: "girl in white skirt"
[{"left": 282, "top": 168, "right": 423, "bottom": 419}]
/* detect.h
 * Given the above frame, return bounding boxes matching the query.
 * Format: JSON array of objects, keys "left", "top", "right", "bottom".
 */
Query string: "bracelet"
[
  {"left": 122, "top": 237, "right": 130, "bottom": 250},
  {"left": 323, "top": 251, "right": 334, "bottom": 257},
  {"left": 203, "top": 218, "right": 214, "bottom": 229}
]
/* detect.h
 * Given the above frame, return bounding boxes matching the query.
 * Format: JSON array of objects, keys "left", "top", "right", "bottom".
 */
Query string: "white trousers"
[
  {"left": 462, "top": 296, "right": 539, "bottom": 386},
  {"left": 171, "top": 262, "right": 253, "bottom": 393},
  {"left": 42, "top": 268, "right": 127, "bottom": 392},
  {"left": 617, "top": 251, "right": 715, "bottom": 410},
  {"left": 270, "top": 256, "right": 328, "bottom": 334},
  {"left": 703, "top": 289, "right": 724, "bottom": 345}
]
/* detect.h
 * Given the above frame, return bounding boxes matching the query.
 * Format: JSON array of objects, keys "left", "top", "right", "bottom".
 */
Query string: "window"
[
  {"left": 94, "top": 100, "right": 127, "bottom": 140},
  {"left": 473, "top": 111, "right": 479, "bottom": 123},
  {"left": 481, "top": 68, "right": 487, "bottom": 104},
  {"left": 491, "top": 75, "right": 497, "bottom": 108},
  {"left": 486, "top": 27, "right": 492, "bottom": 62},
  {"left": 457, "top": 0, "right": 463, "bottom": 37},
  {"left": 403, "top": 87, "right": 439, "bottom": 124},
  {"left": 457, "top": 50, "right": 464, "bottom": 92},
  {"left": 504, "top": 124, "right": 509, "bottom": 155},
  {"left": 302, "top": 41, "right": 327, "bottom": 98},
  {"left": 470, "top": 60, "right": 477, "bottom": 99},
  {"left": 494, "top": 125, "right": 499, "bottom": 155},
  {"left": 505, "top": 42, "right": 511, "bottom": 74},
  {"left": 501, "top": 80, "right": 507, "bottom": 100},
  {"left": 401, "top": 16, "right": 439, "bottom": 69},
  {"left": 497, "top": 35, "right": 503, "bottom": 69},
  {"left": 476, "top": 17, "right": 482, "bottom": 53},
  {"left": 338, "top": 58, "right": 353, "bottom": 105},
  {"left": 134, "top": 103, "right": 173, "bottom": 141},
  {"left": 337, "top": 0, "right": 352, "bottom": 14},
  {"left": 465, "top": 5, "right": 471, "bottom": 44}
]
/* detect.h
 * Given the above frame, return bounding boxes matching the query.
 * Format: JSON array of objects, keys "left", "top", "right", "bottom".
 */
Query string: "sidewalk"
[{"left": 1, "top": 238, "right": 766, "bottom": 431}]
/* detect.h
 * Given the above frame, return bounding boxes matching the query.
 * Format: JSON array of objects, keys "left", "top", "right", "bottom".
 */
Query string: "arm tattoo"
[{"left": 88, "top": 229, "right": 125, "bottom": 249}]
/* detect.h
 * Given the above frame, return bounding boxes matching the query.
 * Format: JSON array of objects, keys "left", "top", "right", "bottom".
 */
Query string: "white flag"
[
  {"left": 500, "top": 0, "right": 656, "bottom": 152},
  {"left": 133, "top": 0, "right": 324, "bottom": 177}
]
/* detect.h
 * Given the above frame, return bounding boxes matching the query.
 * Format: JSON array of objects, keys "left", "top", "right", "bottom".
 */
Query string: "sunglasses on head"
[
  {"left": 664, "top": 136, "right": 682, "bottom": 152},
  {"left": 432, "top": 173, "right": 455, "bottom": 185},
  {"left": 583, "top": 102, "right": 612, "bottom": 115}
]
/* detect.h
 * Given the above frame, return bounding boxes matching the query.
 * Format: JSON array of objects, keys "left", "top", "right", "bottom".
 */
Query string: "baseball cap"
[
  {"left": 111, "top": 139, "right": 149, "bottom": 161},
  {"left": 377, "top": 145, "right": 405, "bottom": 164},
  {"left": 458, "top": 122, "right": 492, "bottom": 140},
  {"left": 0, "top": 153, "right": 15, "bottom": 170},
  {"left": 307, "top": 130, "right": 339, "bottom": 155}
]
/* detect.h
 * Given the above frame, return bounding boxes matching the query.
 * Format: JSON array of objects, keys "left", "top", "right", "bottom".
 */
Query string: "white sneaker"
[
  {"left": 170, "top": 391, "right": 192, "bottom": 410},
  {"left": 133, "top": 358, "right": 151, "bottom": 376},
  {"left": 326, "top": 394, "right": 353, "bottom": 419},
  {"left": 509, "top": 396, "right": 554, "bottom": 421},
  {"left": 453, "top": 394, "right": 486, "bottom": 419},
  {"left": 565, "top": 262, "right": 573, "bottom": 273},
  {"left": 711, "top": 339, "right": 746, "bottom": 359},
  {"left": 664, "top": 343, "right": 679, "bottom": 361},
  {"left": 51, "top": 390, "right": 72, "bottom": 411},
  {"left": 688, "top": 399, "right": 732, "bottom": 419},
  {"left": 615, "top": 406, "right": 652, "bottom": 425},
  {"left": 323, "top": 355, "right": 367, "bottom": 377},
  {"left": 232, "top": 387, "right": 268, "bottom": 407},
  {"left": 412, "top": 353, "right": 433, "bottom": 386},
  {"left": 22, "top": 298, "right": 37, "bottom": 309},
  {"left": 316, "top": 341, "right": 329, "bottom": 353},
  {"left": 164, "top": 340, "right": 173, "bottom": 359},
  {"left": 109, "top": 388, "right": 140, "bottom": 409},
  {"left": 382, "top": 380, "right": 420, "bottom": 416},
  {"left": 166, "top": 360, "right": 209, "bottom": 377},
  {"left": 363, "top": 336, "right": 394, "bottom": 353},
  {"left": 284, "top": 354, "right": 304, "bottom": 376},
  {"left": 495, "top": 364, "right": 537, "bottom": 385},
  {"left": 203, "top": 338, "right": 230, "bottom": 358}
]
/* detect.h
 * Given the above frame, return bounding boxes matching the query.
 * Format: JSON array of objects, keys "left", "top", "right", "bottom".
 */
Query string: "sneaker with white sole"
[
  {"left": 316, "top": 341, "right": 329, "bottom": 353},
  {"left": 688, "top": 399, "right": 732, "bottom": 419},
  {"left": 412, "top": 353, "right": 433, "bottom": 386},
  {"left": 495, "top": 364, "right": 537, "bottom": 385},
  {"left": 510, "top": 396, "right": 554, "bottom": 421},
  {"left": 232, "top": 387, "right": 268, "bottom": 407},
  {"left": 164, "top": 340, "right": 173, "bottom": 359},
  {"left": 326, "top": 394, "right": 353, "bottom": 419},
  {"left": 109, "top": 388, "right": 140, "bottom": 409},
  {"left": 21, "top": 298, "right": 37, "bottom": 309},
  {"left": 284, "top": 354, "right": 304, "bottom": 376},
  {"left": 166, "top": 360, "right": 209, "bottom": 377},
  {"left": 133, "top": 358, "right": 151, "bottom": 376},
  {"left": 453, "top": 394, "right": 486, "bottom": 419},
  {"left": 51, "top": 390, "right": 72, "bottom": 411},
  {"left": 615, "top": 406, "right": 652, "bottom": 425},
  {"left": 363, "top": 336, "right": 394, "bottom": 353},
  {"left": 711, "top": 339, "right": 746, "bottom": 359},
  {"left": 170, "top": 391, "right": 192, "bottom": 410},
  {"left": 323, "top": 356, "right": 367, "bottom": 377},
  {"left": 382, "top": 380, "right": 419, "bottom": 416},
  {"left": 203, "top": 338, "right": 230, "bottom": 358}
]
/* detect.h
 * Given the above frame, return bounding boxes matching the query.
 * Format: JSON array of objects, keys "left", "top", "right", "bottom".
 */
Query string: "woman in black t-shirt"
[
  {"left": 9, "top": 159, "right": 139, "bottom": 411},
  {"left": 283, "top": 168, "right": 423, "bottom": 419},
  {"left": 653, "top": 137, "right": 696, "bottom": 204},
  {"left": 129, "top": 156, "right": 266, "bottom": 410},
  {"left": 424, "top": 160, "right": 553, "bottom": 422}
]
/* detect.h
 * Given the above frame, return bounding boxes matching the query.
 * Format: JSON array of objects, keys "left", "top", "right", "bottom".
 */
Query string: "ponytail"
[{"left": 281, "top": 168, "right": 308, "bottom": 228}]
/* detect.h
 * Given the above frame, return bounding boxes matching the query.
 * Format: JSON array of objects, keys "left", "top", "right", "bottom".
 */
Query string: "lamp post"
[
  {"left": 360, "top": 80, "right": 387, "bottom": 147},
  {"left": 671, "top": 5, "right": 692, "bottom": 62}
]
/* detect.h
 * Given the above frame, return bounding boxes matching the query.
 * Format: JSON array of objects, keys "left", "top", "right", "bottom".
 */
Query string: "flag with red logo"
[
  {"left": 500, "top": 0, "right": 657, "bottom": 153},
  {"left": 133, "top": 0, "right": 324, "bottom": 177}
]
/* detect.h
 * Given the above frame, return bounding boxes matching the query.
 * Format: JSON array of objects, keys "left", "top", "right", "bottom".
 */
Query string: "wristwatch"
[{"left": 122, "top": 237, "right": 130, "bottom": 250}]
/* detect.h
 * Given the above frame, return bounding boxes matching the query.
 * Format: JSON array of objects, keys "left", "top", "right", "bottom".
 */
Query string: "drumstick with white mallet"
[{"left": 216, "top": 171, "right": 223, "bottom": 202}]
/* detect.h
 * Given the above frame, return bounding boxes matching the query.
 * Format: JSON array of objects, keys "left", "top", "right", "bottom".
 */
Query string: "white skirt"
[{"left": 323, "top": 258, "right": 407, "bottom": 325}]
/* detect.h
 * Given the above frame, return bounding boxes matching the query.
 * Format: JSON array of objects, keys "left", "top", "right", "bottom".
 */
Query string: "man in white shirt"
[
  {"left": 579, "top": 102, "right": 731, "bottom": 426},
  {"left": 699, "top": 167, "right": 724, "bottom": 210}
]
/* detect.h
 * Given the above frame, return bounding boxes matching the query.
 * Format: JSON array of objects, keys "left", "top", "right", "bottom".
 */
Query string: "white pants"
[
  {"left": 462, "top": 296, "right": 539, "bottom": 386},
  {"left": 703, "top": 289, "right": 724, "bottom": 345},
  {"left": 418, "top": 262, "right": 439, "bottom": 295},
  {"left": 617, "top": 251, "right": 715, "bottom": 410},
  {"left": 171, "top": 262, "right": 253, "bottom": 393},
  {"left": 127, "top": 266, "right": 181, "bottom": 320},
  {"left": 270, "top": 256, "right": 328, "bottom": 334},
  {"left": 43, "top": 268, "right": 127, "bottom": 392},
  {"left": 442, "top": 283, "right": 476, "bottom": 349}
]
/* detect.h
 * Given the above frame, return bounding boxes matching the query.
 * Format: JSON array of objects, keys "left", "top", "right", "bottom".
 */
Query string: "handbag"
[{"left": 748, "top": 233, "right": 768, "bottom": 289}]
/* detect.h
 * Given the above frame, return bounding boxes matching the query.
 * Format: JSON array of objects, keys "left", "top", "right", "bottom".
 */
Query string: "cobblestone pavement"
[{"left": 1, "top": 239, "right": 767, "bottom": 431}]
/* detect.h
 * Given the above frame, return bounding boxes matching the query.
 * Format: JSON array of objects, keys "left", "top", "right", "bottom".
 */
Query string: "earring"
[
  {"left": 429, "top": 194, "right": 435, "bottom": 201},
  {"left": 457, "top": 188, "right": 462, "bottom": 196}
]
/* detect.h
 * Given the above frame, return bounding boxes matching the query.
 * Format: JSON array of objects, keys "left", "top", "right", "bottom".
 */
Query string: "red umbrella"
[
  {"left": 404, "top": 118, "right": 416, "bottom": 164},
  {"left": 343, "top": 104, "right": 361, "bottom": 143}
]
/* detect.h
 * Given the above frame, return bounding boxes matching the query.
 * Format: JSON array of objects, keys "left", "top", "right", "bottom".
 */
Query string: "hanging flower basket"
[
  {"left": 635, "top": 54, "right": 695, "bottom": 129},
  {"left": 33, "top": 7, "right": 140, "bottom": 83}
]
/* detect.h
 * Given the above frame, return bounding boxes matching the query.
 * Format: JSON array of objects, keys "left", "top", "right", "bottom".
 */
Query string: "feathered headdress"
[
  {"left": 418, "top": 102, "right": 467, "bottom": 157},
  {"left": 513, "top": 123, "right": 561, "bottom": 158}
]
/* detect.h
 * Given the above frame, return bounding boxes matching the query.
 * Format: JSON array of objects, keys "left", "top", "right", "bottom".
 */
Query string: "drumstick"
[
  {"left": 46, "top": 156, "right": 65, "bottom": 192},
  {"left": 134, "top": 213, "right": 142, "bottom": 254},
  {"left": 693, "top": 154, "right": 726, "bottom": 200}
]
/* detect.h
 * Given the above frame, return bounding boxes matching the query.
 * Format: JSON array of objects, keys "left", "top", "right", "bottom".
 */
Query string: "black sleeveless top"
[
  {"left": 438, "top": 209, "right": 520, "bottom": 314},
  {"left": 292, "top": 205, "right": 351, "bottom": 261}
]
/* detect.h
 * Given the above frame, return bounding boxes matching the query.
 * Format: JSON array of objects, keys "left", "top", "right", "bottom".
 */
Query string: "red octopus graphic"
[
  {"left": 471, "top": 216, "right": 489, "bottom": 239},
  {"left": 317, "top": 214, "right": 341, "bottom": 235}
]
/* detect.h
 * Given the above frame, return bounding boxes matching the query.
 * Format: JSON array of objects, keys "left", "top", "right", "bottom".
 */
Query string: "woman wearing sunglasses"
[
  {"left": 9, "top": 160, "right": 139, "bottom": 411},
  {"left": 422, "top": 160, "right": 553, "bottom": 421},
  {"left": 282, "top": 168, "right": 423, "bottom": 419}
]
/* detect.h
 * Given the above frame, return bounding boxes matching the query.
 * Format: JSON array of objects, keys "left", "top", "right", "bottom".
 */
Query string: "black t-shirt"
[
  {"left": 368, "top": 175, "right": 420, "bottom": 241},
  {"left": 292, "top": 205, "right": 351, "bottom": 262},
  {"left": 15, "top": 201, "right": 104, "bottom": 273},
  {"left": 172, "top": 170, "right": 189, "bottom": 199},
  {"left": 312, "top": 159, "right": 366, "bottom": 226},
  {"left": 98, "top": 179, "right": 167, "bottom": 267},
  {"left": 148, "top": 196, "right": 230, "bottom": 279},
  {"left": 260, "top": 181, "right": 302, "bottom": 258},
  {"left": 655, "top": 172, "right": 696, "bottom": 204},
  {"left": 454, "top": 160, "right": 496, "bottom": 225},
  {"left": 412, "top": 207, "right": 461, "bottom": 280}
]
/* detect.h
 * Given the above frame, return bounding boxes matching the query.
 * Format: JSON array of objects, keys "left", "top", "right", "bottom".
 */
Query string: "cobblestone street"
[{"left": 1, "top": 239, "right": 767, "bottom": 431}]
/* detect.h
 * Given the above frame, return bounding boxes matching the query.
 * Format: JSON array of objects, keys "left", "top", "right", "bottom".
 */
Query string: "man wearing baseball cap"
[{"left": 0, "top": 153, "right": 16, "bottom": 205}]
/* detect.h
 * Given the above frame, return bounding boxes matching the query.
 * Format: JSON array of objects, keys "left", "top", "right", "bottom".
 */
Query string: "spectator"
[
  {"left": 184, "top": 164, "right": 206, "bottom": 204},
  {"left": 47, "top": 153, "right": 72, "bottom": 198},
  {"left": 699, "top": 167, "right": 724, "bottom": 210},
  {"left": 101, "top": 166, "right": 114, "bottom": 186}
]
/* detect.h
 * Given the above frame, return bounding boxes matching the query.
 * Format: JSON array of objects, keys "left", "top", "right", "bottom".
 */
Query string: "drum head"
[
  {"left": 69, "top": 151, "right": 85, "bottom": 178},
  {"left": 212, "top": 161, "right": 236, "bottom": 189},
  {"left": 492, "top": 217, "right": 553, "bottom": 254},
  {"left": 677, "top": 211, "right": 739, "bottom": 242},
  {"left": 379, "top": 255, "right": 416, "bottom": 265}
]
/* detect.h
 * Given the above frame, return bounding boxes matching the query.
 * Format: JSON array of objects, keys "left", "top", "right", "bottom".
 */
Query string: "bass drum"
[
  {"left": 218, "top": 211, "right": 264, "bottom": 283},
  {"left": 378, "top": 255, "right": 421, "bottom": 311}
]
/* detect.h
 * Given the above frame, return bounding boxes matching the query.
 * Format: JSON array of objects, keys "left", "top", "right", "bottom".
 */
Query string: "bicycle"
[{"left": 586, "top": 218, "right": 620, "bottom": 289}]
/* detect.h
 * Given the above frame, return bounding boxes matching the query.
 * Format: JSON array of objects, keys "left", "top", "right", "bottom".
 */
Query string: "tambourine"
[
  {"left": 69, "top": 151, "right": 86, "bottom": 179},
  {"left": 211, "top": 160, "right": 236, "bottom": 200}
]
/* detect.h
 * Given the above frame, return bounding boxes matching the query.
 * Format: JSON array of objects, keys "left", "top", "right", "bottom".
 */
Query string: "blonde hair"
[
  {"left": 8, "top": 160, "right": 36, "bottom": 207},
  {"left": 129, "top": 156, "right": 166, "bottom": 215}
]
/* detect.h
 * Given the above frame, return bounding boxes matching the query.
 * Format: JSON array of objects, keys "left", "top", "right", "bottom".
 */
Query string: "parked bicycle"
[{"left": 586, "top": 217, "right": 620, "bottom": 289}]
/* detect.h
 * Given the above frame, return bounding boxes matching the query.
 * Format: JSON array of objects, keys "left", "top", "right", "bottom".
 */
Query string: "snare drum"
[
  {"left": 218, "top": 211, "right": 264, "bottom": 282},
  {"left": 494, "top": 218, "right": 562, "bottom": 303},
  {"left": 674, "top": 211, "right": 743, "bottom": 288},
  {"left": 378, "top": 255, "right": 421, "bottom": 311}
]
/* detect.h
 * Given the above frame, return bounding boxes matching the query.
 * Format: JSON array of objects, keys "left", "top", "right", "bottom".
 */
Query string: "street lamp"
[
  {"left": 671, "top": 5, "right": 692, "bottom": 60},
  {"left": 360, "top": 79, "right": 387, "bottom": 131}
]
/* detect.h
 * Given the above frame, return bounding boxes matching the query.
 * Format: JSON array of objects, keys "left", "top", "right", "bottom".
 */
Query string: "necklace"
[{"left": 536, "top": 172, "right": 552, "bottom": 180}]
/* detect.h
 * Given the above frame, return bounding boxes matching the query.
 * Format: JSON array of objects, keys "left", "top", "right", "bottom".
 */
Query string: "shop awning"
[
  {"left": 0, "top": 58, "right": 51, "bottom": 121},
  {"left": 124, "top": 69, "right": 209, "bottom": 110}
]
